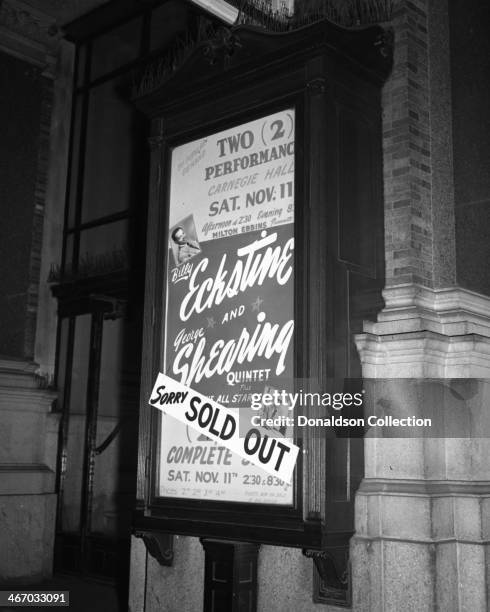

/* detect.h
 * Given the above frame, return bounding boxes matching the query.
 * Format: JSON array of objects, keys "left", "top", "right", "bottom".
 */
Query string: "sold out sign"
[{"left": 149, "top": 373, "right": 299, "bottom": 483}]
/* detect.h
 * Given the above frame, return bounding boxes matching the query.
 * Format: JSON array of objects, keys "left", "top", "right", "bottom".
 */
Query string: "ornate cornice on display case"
[
  {"left": 133, "top": 17, "right": 393, "bottom": 108},
  {"left": 0, "top": 0, "right": 59, "bottom": 72},
  {"left": 0, "top": 0, "right": 57, "bottom": 44}
]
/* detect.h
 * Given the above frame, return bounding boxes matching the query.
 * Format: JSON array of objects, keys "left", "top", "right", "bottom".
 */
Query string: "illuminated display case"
[{"left": 133, "top": 16, "right": 392, "bottom": 605}]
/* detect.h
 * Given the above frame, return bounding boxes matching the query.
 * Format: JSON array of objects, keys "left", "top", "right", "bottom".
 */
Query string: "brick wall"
[{"left": 382, "top": 0, "right": 433, "bottom": 287}]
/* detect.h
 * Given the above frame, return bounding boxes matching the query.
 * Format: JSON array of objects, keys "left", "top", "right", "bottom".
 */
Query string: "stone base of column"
[
  {"left": 0, "top": 358, "right": 58, "bottom": 583},
  {"left": 351, "top": 285, "right": 490, "bottom": 611},
  {"left": 352, "top": 476, "right": 490, "bottom": 611}
]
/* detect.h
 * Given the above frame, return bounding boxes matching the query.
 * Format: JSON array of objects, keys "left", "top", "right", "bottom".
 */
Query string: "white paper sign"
[
  {"left": 160, "top": 109, "right": 296, "bottom": 505},
  {"left": 150, "top": 373, "right": 299, "bottom": 483}
]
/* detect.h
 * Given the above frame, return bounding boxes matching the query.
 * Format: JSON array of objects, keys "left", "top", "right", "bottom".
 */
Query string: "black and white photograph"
[
  {"left": 169, "top": 216, "right": 201, "bottom": 266},
  {"left": 0, "top": 0, "right": 489, "bottom": 611}
]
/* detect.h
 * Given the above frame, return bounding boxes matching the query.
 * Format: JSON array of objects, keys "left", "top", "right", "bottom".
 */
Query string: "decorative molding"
[
  {"left": 306, "top": 77, "right": 327, "bottom": 95},
  {"left": 133, "top": 16, "right": 393, "bottom": 102},
  {"left": 0, "top": 0, "right": 58, "bottom": 46},
  {"left": 0, "top": 463, "right": 56, "bottom": 495},
  {"left": 233, "top": 0, "right": 392, "bottom": 30},
  {"left": 201, "top": 25, "right": 240, "bottom": 67},
  {"left": 355, "top": 284, "right": 490, "bottom": 377},
  {"left": 147, "top": 135, "right": 165, "bottom": 151},
  {"left": 356, "top": 331, "right": 490, "bottom": 377},
  {"left": 358, "top": 478, "right": 490, "bottom": 498},
  {"left": 369, "top": 284, "right": 490, "bottom": 336},
  {"left": 0, "top": 0, "right": 61, "bottom": 73},
  {"left": 0, "top": 24, "right": 51, "bottom": 69},
  {"left": 0, "top": 463, "right": 53, "bottom": 471},
  {"left": 0, "top": 357, "right": 38, "bottom": 373},
  {"left": 0, "top": 386, "right": 57, "bottom": 410},
  {"left": 0, "top": 357, "right": 58, "bottom": 407},
  {"left": 48, "top": 246, "right": 129, "bottom": 284},
  {"left": 355, "top": 477, "right": 490, "bottom": 544},
  {"left": 135, "top": 21, "right": 241, "bottom": 99}
]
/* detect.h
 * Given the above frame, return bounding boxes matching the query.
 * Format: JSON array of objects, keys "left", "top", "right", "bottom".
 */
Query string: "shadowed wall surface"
[
  {"left": 449, "top": 0, "right": 490, "bottom": 294},
  {"left": 0, "top": 52, "right": 44, "bottom": 358}
]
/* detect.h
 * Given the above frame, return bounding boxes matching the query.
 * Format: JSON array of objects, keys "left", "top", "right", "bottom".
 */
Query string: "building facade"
[{"left": 0, "top": 0, "right": 489, "bottom": 610}]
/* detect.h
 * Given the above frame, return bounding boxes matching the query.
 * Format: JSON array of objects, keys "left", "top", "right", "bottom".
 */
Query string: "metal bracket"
[
  {"left": 303, "top": 548, "right": 351, "bottom": 607},
  {"left": 135, "top": 531, "right": 174, "bottom": 567}
]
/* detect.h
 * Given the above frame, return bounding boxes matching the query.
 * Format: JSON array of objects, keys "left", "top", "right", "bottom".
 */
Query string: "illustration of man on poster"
[{"left": 170, "top": 215, "right": 201, "bottom": 265}]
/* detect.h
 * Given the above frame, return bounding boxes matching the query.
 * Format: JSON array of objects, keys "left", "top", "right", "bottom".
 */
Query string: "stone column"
[
  {"left": 0, "top": 1, "right": 69, "bottom": 583},
  {"left": 0, "top": 359, "right": 59, "bottom": 582},
  {"left": 348, "top": 0, "right": 489, "bottom": 607},
  {"left": 351, "top": 285, "right": 490, "bottom": 611}
]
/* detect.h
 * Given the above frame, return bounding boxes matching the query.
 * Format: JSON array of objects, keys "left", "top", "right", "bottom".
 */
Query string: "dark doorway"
[{"left": 53, "top": 297, "right": 140, "bottom": 607}]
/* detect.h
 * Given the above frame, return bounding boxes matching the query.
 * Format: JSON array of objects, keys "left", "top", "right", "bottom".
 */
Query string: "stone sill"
[{"left": 0, "top": 464, "right": 56, "bottom": 495}]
